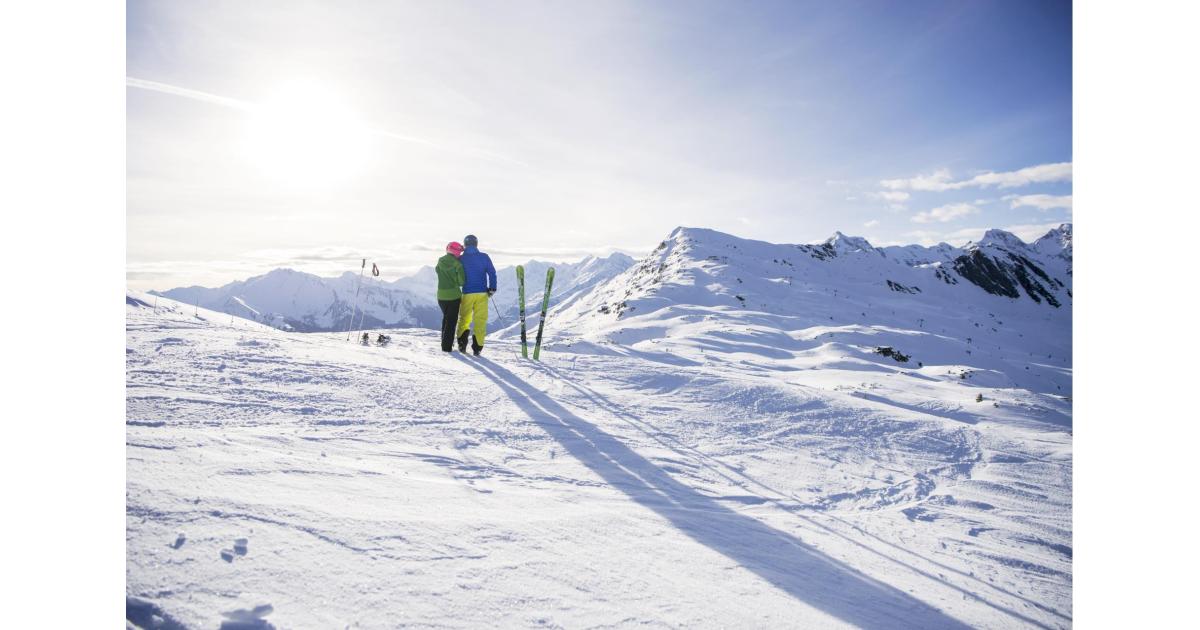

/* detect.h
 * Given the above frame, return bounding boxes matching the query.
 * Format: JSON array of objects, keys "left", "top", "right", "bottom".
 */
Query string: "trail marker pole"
[{"left": 346, "top": 258, "right": 366, "bottom": 341}]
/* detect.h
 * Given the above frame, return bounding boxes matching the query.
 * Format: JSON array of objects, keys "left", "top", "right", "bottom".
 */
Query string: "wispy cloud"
[
  {"left": 912, "top": 202, "right": 979, "bottom": 223},
  {"left": 126, "top": 77, "right": 255, "bottom": 111},
  {"left": 126, "top": 76, "right": 529, "bottom": 167},
  {"left": 882, "top": 162, "right": 1072, "bottom": 192},
  {"left": 964, "top": 162, "right": 1072, "bottom": 189},
  {"left": 863, "top": 219, "right": 880, "bottom": 228},
  {"left": 881, "top": 169, "right": 956, "bottom": 192},
  {"left": 905, "top": 221, "right": 1068, "bottom": 247},
  {"left": 1005, "top": 193, "right": 1073, "bottom": 211},
  {"left": 869, "top": 191, "right": 910, "bottom": 203},
  {"left": 867, "top": 190, "right": 909, "bottom": 211}
]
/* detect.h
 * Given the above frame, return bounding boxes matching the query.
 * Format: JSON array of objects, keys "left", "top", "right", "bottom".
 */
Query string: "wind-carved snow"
[{"left": 127, "top": 225, "right": 1070, "bottom": 629}]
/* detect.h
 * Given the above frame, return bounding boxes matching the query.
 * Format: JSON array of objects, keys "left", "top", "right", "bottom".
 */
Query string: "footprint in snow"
[
  {"left": 221, "top": 538, "right": 249, "bottom": 561},
  {"left": 219, "top": 603, "right": 275, "bottom": 630},
  {"left": 126, "top": 596, "right": 187, "bottom": 630}
]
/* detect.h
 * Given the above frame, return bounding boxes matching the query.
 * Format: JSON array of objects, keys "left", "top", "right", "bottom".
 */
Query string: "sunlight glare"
[{"left": 243, "top": 80, "right": 373, "bottom": 188}]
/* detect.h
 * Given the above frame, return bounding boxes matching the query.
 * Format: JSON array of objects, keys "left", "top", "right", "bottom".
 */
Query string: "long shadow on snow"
[
  {"left": 464, "top": 357, "right": 971, "bottom": 629},
  {"left": 535, "top": 363, "right": 1068, "bottom": 628}
]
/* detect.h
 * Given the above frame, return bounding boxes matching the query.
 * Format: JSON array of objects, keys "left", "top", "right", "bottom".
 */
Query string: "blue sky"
[{"left": 127, "top": 0, "right": 1072, "bottom": 289}]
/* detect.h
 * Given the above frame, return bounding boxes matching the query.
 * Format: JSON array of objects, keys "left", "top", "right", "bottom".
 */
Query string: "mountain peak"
[
  {"left": 248, "top": 268, "right": 315, "bottom": 285},
  {"left": 1033, "top": 223, "right": 1073, "bottom": 259},
  {"left": 667, "top": 226, "right": 723, "bottom": 242},
  {"left": 823, "top": 231, "right": 876, "bottom": 255},
  {"left": 1041, "top": 223, "right": 1072, "bottom": 241},
  {"left": 974, "top": 229, "right": 1027, "bottom": 250}
]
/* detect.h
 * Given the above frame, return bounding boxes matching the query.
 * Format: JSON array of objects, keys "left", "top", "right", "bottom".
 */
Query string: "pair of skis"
[{"left": 516, "top": 266, "right": 555, "bottom": 360}]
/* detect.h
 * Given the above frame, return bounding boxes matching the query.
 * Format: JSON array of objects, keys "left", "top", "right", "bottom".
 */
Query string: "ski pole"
[{"left": 489, "top": 294, "right": 503, "bottom": 325}]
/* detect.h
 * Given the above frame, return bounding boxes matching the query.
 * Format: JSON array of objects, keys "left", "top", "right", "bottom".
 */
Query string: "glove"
[{"left": 487, "top": 289, "right": 496, "bottom": 297}]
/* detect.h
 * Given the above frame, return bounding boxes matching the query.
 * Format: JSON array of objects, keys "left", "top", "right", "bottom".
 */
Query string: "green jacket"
[{"left": 436, "top": 254, "right": 466, "bottom": 300}]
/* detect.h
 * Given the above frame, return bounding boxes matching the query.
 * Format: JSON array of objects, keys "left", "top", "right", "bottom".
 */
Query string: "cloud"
[
  {"left": 869, "top": 191, "right": 910, "bottom": 203},
  {"left": 965, "top": 162, "right": 1072, "bottom": 189},
  {"left": 882, "top": 162, "right": 1072, "bottom": 192},
  {"left": 126, "top": 76, "right": 529, "bottom": 167},
  {"left": 126, "top": 77, "right": 255, "bottom": 111},
  {"left": 902, "top": 230, "right": 949, "bottom": 247},
  {"left": 881, "top": 169, "right": 955, "bottom": 192},
  {"left": 939, "top": 227, "right": 989, "bottom": 244},
  {"left": 863, "top": 219, "right": 880, "bottom": 228},
  {"left": 1006, "top": 193, "right": 1073, "bottom": 211},
  {"left": 866, "top": 190, "right": 909, "bottom": 211},
  {"left": 904, "top": 221, "right": 1068, "bottom": 247},
  {"left": 911, "top": 202, "right": 979, "bottom": 223}
]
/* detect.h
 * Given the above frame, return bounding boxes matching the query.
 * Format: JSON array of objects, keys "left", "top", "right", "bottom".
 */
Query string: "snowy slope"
[
  {"left": 127, "top": 284, "right": 1071, "bottom": 628},
  {"left": 541, "top": 226, "right": 1072, "bottom": 400},
  {"left": 488, "top": 253, "right": 637, "bottom": 324}
]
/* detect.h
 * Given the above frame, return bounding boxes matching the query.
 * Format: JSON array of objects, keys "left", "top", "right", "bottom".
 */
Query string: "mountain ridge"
[
  {"left": 537, "top": 223, "right": 1072, "bottom": 397},
  {"left": 153, "top": 252, "right": 638, "bottom": 332}
]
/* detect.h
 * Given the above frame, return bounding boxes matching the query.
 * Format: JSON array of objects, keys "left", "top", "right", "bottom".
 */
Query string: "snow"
[{"left": 127, "top": 225, "right": 1071, "bottom": 628}]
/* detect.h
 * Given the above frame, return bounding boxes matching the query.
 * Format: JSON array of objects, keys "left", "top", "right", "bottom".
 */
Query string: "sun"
[{"left": 243, "top": 80, "right": 373, "bottom": 188}]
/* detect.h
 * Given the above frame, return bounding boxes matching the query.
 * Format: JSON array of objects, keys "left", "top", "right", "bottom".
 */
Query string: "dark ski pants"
[{"left": 438, "top": 299, "right": 461, "bottom": 352}]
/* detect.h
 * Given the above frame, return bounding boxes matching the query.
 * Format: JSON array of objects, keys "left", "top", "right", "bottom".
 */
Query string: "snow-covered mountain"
[
  {"left": 154, "top": 252, "right": 637, "bottom": 333},
  {"left": 155, "top": 268, "right": 442, "bottom": 332},
  {"left": 539, "top": 224, "right": 1072, "bottom": 397},
  {"left": 1031, "top": 223, "right": 1073, "bottom": 273},
  {"left": 491, "top": 253, "right": 637, "bottom": 321},
  {"left": 393, "top": 253, "right": 636, "bottom": 322}
]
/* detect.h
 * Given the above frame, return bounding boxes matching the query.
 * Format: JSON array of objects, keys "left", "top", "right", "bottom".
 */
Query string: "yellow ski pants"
[{"left": 456, "top": 292, "right": 489, "bottom": 347}]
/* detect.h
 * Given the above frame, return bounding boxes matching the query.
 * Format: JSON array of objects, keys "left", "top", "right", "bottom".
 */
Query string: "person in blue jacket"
[{"left": 455, "top": 234, "right": 497, "bottom": 355}]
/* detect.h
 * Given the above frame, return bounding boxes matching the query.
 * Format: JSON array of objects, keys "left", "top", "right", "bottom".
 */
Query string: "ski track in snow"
[{"left": 127, "top": 294, "right": 1071, "bottom": 629}]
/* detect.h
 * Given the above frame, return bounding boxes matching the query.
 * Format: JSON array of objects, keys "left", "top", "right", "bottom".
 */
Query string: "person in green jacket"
[{"left": 436, "top": 242, "right": 466, "bottom": 352}]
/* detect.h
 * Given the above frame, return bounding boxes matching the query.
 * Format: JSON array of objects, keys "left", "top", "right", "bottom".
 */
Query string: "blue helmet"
[{"left": 464, "top": 234, "right": 478, "bottom": 247}]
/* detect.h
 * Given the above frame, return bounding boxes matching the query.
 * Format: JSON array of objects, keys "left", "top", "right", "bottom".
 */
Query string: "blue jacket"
[{"left": 460, "top": 246, "right": 497, "bottom": 294}]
